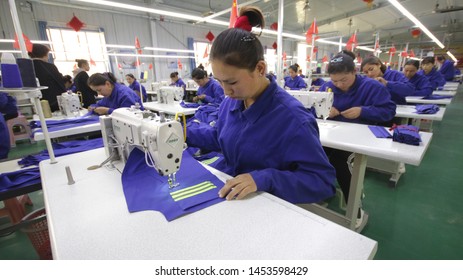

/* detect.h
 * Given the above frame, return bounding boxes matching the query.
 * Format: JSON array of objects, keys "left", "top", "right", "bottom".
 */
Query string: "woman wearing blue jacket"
[
  {"left": 284, "top": 64, "right": 307, "bottom": 90},
  {"left": 320, "top": 53, "right": 396, "bottom": 227},
  {"left": 403, "top": 60, "right": 433, "bottom": 98},
  {"left": 88, "top": 72, "right": 143, "bottom": 115},
  {"left": 437, "top": 55, "right": 456, "bottom": 81},
  {"left": 361, "top": 56, "right": 414, "bottom": 105},
  {"left": 191, "top": 68, "right": 225, "bottom": 105},
  {"left": 418, "top": 57, "right": 446, "bottom": 90},
  {"left": 125, "top": 74, "right": 147, "bottom": 102},
  {"left": 187, "top": 6, "right": 336, "bottom": 203}
]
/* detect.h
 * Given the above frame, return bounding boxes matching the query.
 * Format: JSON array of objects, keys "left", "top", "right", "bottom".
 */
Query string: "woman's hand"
[
  {"left": 93, "top": 107, "right": 110, "bottom": 115},
  {"left": 329, "top": 106, "right": 340, "bottom": 118},
  {"left": 375, "top": 77, "right": 388, "bottom": 86},
  {"left": 341, "top": 107, "right": 362, "bottom": 119},
  {"left": 219, "top": 173, "right": 257, "bottom": 200},
  {"left": 193, "top": 94, "right": 206, "bottom": 102}
]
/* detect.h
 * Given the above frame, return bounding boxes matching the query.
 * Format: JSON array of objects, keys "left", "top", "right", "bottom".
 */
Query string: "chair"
[
  {"left": 6, "top": 112, "right": 35, "bottom": 147},
  {"left": 0, "top": 195, "right": 33, "bottom": 224}
]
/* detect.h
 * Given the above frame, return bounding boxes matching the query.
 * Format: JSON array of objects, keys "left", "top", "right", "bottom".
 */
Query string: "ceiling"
[{"left": 32, "top": 0, "right": 463, "bottom": 59}]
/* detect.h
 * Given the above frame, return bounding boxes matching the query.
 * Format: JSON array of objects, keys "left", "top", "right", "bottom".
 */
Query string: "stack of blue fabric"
[
  {"left": 179, "top": 101, "right": 200, "bottom": 108},
  {"left": 0, "top": 167, "right": 41, "bottom": 192},
  {"left": 422, "top": 95, "right": 452, "bottom": 100},
  {"left": 415, "top": 104, "right": 440, "bottom": 114},
  {"left": 368, "top": 125, "right": 392, "bottom": 138},
  {"left": 392, "top": 125, "right": 422, "bottom": 146}
]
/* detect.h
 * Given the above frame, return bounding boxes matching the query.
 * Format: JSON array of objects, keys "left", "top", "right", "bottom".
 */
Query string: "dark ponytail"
[{"left": 88, "top": 72, "right": 117, "bottom": 87}]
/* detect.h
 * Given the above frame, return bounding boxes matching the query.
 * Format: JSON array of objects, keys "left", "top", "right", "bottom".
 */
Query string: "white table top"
[
  {"left": 433, "top": 90, "right": 457, "bottom": 96},
  {"left": 33, "top": 122, "right": 101, "bottom": 141},
  {"left": 40, "top": 148, "right": 377, "bottom": 260},
  {"left": 443, "top": 82, "right": 459, "bottom": 90},
  {"left": 395, "top": 105, "right": 446, "bottom": 121},
  {"left": 143, "top": 101, "right": 198, "bottom": 116},
  {"left": 316, "top": 119, "right": 432, "bottom": 166},
  {"left": 185, "top": 87, "right": 198, "bottom": 91},
  {"left": 406, "top": 96, "right": 452, "bottom": 105}
]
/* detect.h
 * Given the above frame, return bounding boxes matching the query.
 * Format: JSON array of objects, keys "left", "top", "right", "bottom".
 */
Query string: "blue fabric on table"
[
  {"left": 422, "top": 95, "right": 453, "bottom": 100},
  {"left": 18, "top": 138, "right": 104, "bottom": 167},
  {"left": 392, "top": 125, "right": 422, "bottom": 146},
  {"left": 0, "top": 167, "right": 40, "bottom": 191},
  {"left": 193, "top": 104, "right": 219, "bottom": 124},
  {"left": 179, "top": 101, "right": 200, "bottom": 108},
  {"left": 415, "top": 104, "right": 440, "bottom": 114},
  {"left": 30, "top": 114, "right": 100, "bottom": 134},
  {"left": 368, "top": 125, "right": 392, "bottom": 138},
  {"left": 121, "top": 148, "right": 225, "bottom": 222}
]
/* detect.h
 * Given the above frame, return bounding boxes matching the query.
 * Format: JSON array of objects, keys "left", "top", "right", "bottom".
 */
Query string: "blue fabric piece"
[
  {"left": 197, "top": 78, "right": 225, "bottom": 105},
  {"left": 408, "top": 73, "right": 433, "bottom": 98},
  {"left": 128, "top": 80, "right": 147, "bottom": 102},
  {"left": 121, "top": 148, "right": 225, "bottom": 221},
  {"left": 284, "top": 75, "right": 307, "bottom": 90},
  {"left": 422, "top": 94, "right": 453, "bottom": 100},
  {"left": 192, "top": 104, "right": 219, "bottom": 124},
  {"left": 311, "top": 78, "right": 325, "bottom": 87},
  {"left": 30, "top": 114, "right": 100, "bottom": 134},
  {"left": 92, "top": 83, "right": 144, "bottom": 114},
  {"left": 415, "top": 104, "right": 440, "bottom": 114},
  {"left": 170, "top": 78, "right": 186, "bottom": 88},
  {"left": 383, "top": 69, "right": 415, "bottom": 105},
  {"left": 187, "top": 75, "right": 336, "bottom": 204},
  {"left": 0, "top": 167, "right": 40, "bottom": 191},
  {"left": 392, "top": 125, "right": 422, "bottom": 146},
  {"left": 368, "top": 126, "right": 392, "bottom": 138},
  {"left": 18, "top": 138, "right": 103, "bottom": 167},
  {"left": 418, "top": 68, "right": 446, "bottom": 90},
  {"left": 319, "top": 75, "right": 397, "bottom": 124},
  {"left": 179, "top": 101, "right": 200, "bottom": 108}
]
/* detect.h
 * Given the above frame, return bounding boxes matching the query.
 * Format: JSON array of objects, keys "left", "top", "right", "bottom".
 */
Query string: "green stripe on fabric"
[
  {"left": 201, "top": 156, "right": 220, "bottom": 165},
  {"left": 170, "top": 181, "right": 217, "bottom": 201},
  {"left": 170, "top": 181, "right": 212, "bottom": 196}
]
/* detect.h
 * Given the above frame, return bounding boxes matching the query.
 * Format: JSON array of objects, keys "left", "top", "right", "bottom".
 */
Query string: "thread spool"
[
  {"left": 1, "top": 53, "right": 23, "bottom": 88},
  {"left": 17, "top": 58, "right": 38, "bottom": 87},
  {"left": 41, "top": 100, "right": 52, "bottom": 118}
]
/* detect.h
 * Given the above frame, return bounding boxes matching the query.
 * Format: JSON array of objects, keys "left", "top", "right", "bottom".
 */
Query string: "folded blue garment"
[
  {"left": 30, "top": 115, "right": 100, "bottom": 134},
  {"left": 179, "top": 101, "right": 201, "bottom": 108},
  {"left": 0, "top": 167, "right": 40, "bottom": 192},
  {"left": 392, "top": 125, "right": 422, "bottom": 146},
  {"left": 121, "top": 148, "right": 225, "bottom": 221},
  {"left": 18, "top": 138, "right": 104, "bottom": 167},
  {"left": 423, "top": 95, "right": 453, "bottom": 100},
  {"left": 193, "top": 104, "right": 219, "bottom": 123},
  {"left": 415, "top": 104, "right": 440, "bottom": 114},
  {"left": 368, "top": 125, "right": 392, "bottom": 138}
]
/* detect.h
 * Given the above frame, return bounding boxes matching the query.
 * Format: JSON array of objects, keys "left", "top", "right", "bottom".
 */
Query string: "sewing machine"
[
  {"left": 159, "top": 86, "right": 184, "bottom": 105},
  {"left": 287, "top": 90, "right": 333, "bottom": 120},
  {"left": 99, "top": 107, "right": 184, "bottom": 187},
  {"left": 151, "top": 82, "right": 161, "bottom": 92},
  {"left": 57, "top": 91, "right": 81, "bottom": 117},
  {"left": 186, "top": 79, "right": 198, "bottom": 89}
]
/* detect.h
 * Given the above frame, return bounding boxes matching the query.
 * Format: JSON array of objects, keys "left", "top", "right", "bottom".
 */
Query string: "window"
[
  {"left": 46, "top": 27, "right": 108, "bottom": 77},
  {"left": 193, "top": 41, "right": 212, "bottom": 74}
]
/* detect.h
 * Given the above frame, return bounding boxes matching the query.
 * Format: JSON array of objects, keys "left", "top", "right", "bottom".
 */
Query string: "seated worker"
[
  {"left": 403, "top": 60, "right": 433, "bottom": 98},
  {"left": 437, "top": 55, "right": 456, "bottom": 81},
  {"left": 187, "top": 6, "right": 336, "bottom": 204},
  {"left": 418, "top": 56, "right": 446, "bottom": 90},
  {"left": 87, "top": 72, "right": 143, "bottom": 115},
  {"left": 191, "top": 67, "right": 225, "bottom": 105},
  {"left": 319, "top": 53, "right": 396, "bottom": 227},
  {"left": 0, "top": 92, "right": 18, "bottom": 159},
  {"left": 284, "top": 64, "right": 307, "bottom": 90},
  {"left": 169, "top": 71, "right": 186, "bottom": 89},
  {"left": 63, "top": 75, "right": 76, "bottom": 92},
  {"left": 125, "top": 74, "right": 147, "bottom": 102},
  {"left": 298, "top": 69, "right": 306, "bottom": 78},
  {"left": 361, "top": 56, "right": 414, "bottom": 105},
  {"left": 311, "top": 77, "right": 325, "bottom": 88}
]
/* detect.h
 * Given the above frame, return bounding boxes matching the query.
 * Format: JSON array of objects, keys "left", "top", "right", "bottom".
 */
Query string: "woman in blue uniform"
[
  {"left": 169, "top": 72, "right": 186, "bottom": 89},
  {"left": 187, "top": 6, "right": 336, "bottom": 203},
  {"left": 361, "top": 56, "right": 414, "bottom": 105},
  {"left": 191, "top": 68, "right": 225, "bottom": 105},
  {"left": 284, "top": 64, "right": 307, "bottom": 90},
  {"left": 403, "top": 60, "right": 433, "bottom": 98},
  {"left": 437, "top": 55, "right": 456, "bottom": 81},
  {"left": 125, "top": 74, "right": 147, "bottom": 102},
  {"left": 87, "top": 72, "right": 143, "bottom": 115},
  {"left": 319, "top": 53, "right": 396, "bottom": 226},
  {"left": 418, "top": 57, "right": 446, "bottom": 90}
]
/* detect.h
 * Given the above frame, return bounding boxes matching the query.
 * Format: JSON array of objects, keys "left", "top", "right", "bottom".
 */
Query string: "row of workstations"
[{"left": 3, "top": 82, "right": 458, "bottom": 259}]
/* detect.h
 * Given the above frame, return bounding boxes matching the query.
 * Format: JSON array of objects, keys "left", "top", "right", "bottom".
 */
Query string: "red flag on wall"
[
  {"left": 13, "top": 33, "right": 33, "bottom": 53},
  {"left": 149, "top": 63, "right": 153, "bottom": 70},
  {"left": 389, "top": 45, "right": 396, "bottom": 55},
  {"left": 306, "top": 19, "right": 319, "bottom": 44},
  {"left": 322, "top": 55, "right": 329, "bottom": 63},
  {"left": 89, "top": 58, "right": 96, "bottom": 66},
  {"left": 203, "top": 45, "right": 209, "bottom": 59},
  {"left": 67, "top": 15, "right": 85, "bottom": 32},
  {"left": 178, "top": 59, "right": 183, "bottom": 70},
  {"left": 229, "top": 0, "right": 238, "bottom": 28},
  {"left": 135, "top": 37, "right": 142, "bottom": 54},
  {"left": 346, "top": 33, "right": 358, "bottom": 51}
]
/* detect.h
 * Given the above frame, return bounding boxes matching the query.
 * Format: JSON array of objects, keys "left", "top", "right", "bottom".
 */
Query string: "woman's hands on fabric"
[
  {"left": 193, "top": 94, "right": 206, "bottom": 102},
  {"left": 93, "top": 107, "right": 110, "bottom": 115},
  {"left": 329, "top": 106, "right": 340, "bottom": 118},
  {"left": 219, "top": 173, "right": 257, "bottom": 200},
  {"left": 341, "top": 107, "right": 362, "bottom": 119}
]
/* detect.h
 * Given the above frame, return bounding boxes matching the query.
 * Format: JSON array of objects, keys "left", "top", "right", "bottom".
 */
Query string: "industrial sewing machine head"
[
  {"left": 287, "top": 90, "right": 333, "bottom": 120},
  {"left": 99, "top": 107, "right": 184, "bottom": 188},
  {"left": 186, "top": 79, "right": 198, "bottom": 89},
  {"left": 159, "top": 86, "right": 184, "bottom": 105},
  {"left": 151, "top": 82, "right": 161, "bottom": 92},
  {"left": 57, "top": 91, "right": 81, "bottom": 117}
]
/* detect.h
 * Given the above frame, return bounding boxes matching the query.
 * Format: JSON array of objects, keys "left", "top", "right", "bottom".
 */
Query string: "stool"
[
  {"left": 6, "top": 112, "right": 35, "bottom": 148},
  {"left": 0, "top": 195, "right": 33, "bottom": 224}
]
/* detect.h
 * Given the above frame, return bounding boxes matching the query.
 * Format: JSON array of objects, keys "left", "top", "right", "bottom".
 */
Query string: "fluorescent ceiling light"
[
  {"left": 106, "top": 44, "right": 135, "bottom": 49},
  {"left": 106, "top": 53, "right": 194, "bottom": 59},
  {"left": 0, "top": 50, "right": 22, "bottom": 53},
  {"left": 0, "top": 39, "right": 51, "bottom": 44},
  {"left": 388, "top": 0, "right": 445, "bottom": 48},
  {"left": 446, "top": 51, "right": 457, "bottom": 62},
  {"left": 144, "top": 47, "right": 194, "bottom": 53}
]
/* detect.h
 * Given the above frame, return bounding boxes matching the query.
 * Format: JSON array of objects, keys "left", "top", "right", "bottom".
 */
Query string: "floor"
[{"left": 1, "top": 85, "right": 462, "bottom": 260}]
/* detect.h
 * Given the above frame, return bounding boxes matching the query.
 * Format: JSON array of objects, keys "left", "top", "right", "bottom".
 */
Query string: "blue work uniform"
[
  {"left": 439, "top": 60, "right": 456, "bottom": 81},
  {"left": 320, "top": 75, "right": 396, "bottom": 124},
  {"left": 383, "top": 69, "right": 415, "bottom": 105},
  {"left": 93, "top": 83, "right": 144, "bottom": 114},
  {"left": 418, "top": 68, "right": 446, "bottom": 90},
  {"left": 128, "top": 80, "right": 147, "bottom": 102},
  {"left": 187, "top": 76, "right": 336, "bottom": 204},
  {"left": 0, "top": 92, "right": 18, "bottom": 159},
  {"left": 311, "top": 78, "right": 325, "bottom": 87},
  {"left": 197, "top": 78, "right": 225, "bottom": 105},
  {"left": 170, "top": 78, "right": 186, "bottom": 88},
  {"left": 284, "top": 75, "right": 307, "bottom": 90},
  {"left": 408, "top": 73, "right": 433, "bottom": 98}
]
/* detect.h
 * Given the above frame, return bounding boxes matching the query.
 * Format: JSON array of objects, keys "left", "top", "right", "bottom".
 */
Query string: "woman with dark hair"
[
  {"left": 361, "top": 56, "right": 414, "bottom": 105},
  {"left": 191, "top": 67, "right": 224, "bottom": 105},
  {"left": 63, "top": 75, "right": 76, "bottom": 92},
  {"left": 418, "top": 56, "right": 446, "bottom": 90},
  {"left": 186, "top": 6, "right": 336, "bottom": 203},
  {"left": 169, "top": 71, "right": 186, "bottom": 89},
  {"left": 74, "top": 59, "right": 98, "bottom": 108},
  {"left": 403, "top": 60, "right": 433, "bottom": 98},
  {"left": 319, "top": 53, "right": 396, "bottom": 227},
  {"left": 29, "top": 44, "right": 66, "bottom": 112},
  {"left": 87, "top": 72, "right": 143, "bottom": 115},
  {"left": 284, "top": 64, "right": 307, "bottom": 90},
  {"left": 125, "top": 73, "right": 147, "bottom": 102},
  {"left": 437, "top": 55, "right": 456, "bottom": 81}
]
